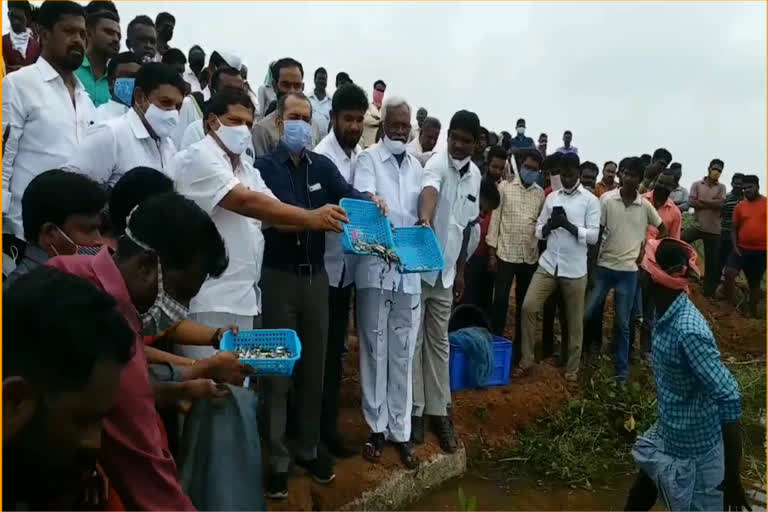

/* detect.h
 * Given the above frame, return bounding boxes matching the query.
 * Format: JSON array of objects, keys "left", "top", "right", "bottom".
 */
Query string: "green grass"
[{"left": 502, "top": 356, "right": 766, "bottom": 490}]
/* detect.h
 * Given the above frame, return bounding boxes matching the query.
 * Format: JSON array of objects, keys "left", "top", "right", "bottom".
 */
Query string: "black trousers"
[
  {"left": 320, "top": 283, "right": 353, "bottom": 441},
  {"left": 491, "top": 261, "right": 536, "bottom": 366},
  {"left": 682, "top": 227, "right": 721, "bottom": 296},
  {"left": 461, "top": 254, "right": 494, "bottom": 324}
]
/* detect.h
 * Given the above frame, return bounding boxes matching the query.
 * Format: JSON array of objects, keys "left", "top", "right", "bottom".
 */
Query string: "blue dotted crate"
[
  {"left": 339, "top": 198, "right": 395, "bottom": 255},
  {"left": 220, "top": 329, "right": 302, "bottom": 377},
  {"left": 449, "top": 336, "right": 512, "bottom": 391},
  {"left": 392, "top": 226, "right": 445, "bottom": 273}
]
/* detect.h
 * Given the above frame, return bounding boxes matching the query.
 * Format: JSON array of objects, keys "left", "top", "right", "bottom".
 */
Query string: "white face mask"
[
  {"left": 516, "top": 127, "right": 525, "bottom": 135},
  {"left": 214, "top": 118, "right": 251, "bottom": 155},
  {"left": 451, "top": 156, "right": 471, "bottom": 170},
  {"left": 144, "top": 103, "right": 179, "bottom": 139},
  {"left": 382, "top": 135, "right": 406, "bottom": 155},
  {"left": 551, "top": 175, "right": 563, "bottom": 191}
]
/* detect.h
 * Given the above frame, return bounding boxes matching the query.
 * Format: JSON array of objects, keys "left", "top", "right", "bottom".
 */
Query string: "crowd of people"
[{"left": 1, "top": 1, "right": 763, "bottom": 511}]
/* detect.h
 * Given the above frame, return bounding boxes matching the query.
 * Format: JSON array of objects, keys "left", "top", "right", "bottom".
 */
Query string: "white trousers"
[{"left": 356, "top": 287, "right": 420, "bottom": 442}]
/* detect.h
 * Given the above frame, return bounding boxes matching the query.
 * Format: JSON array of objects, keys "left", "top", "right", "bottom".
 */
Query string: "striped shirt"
[
  {"left": 721, "top": 191, "right": 743, "bottom": 234},
  {"left": 653, "top": 293, "right": 741, "bottom": 458}
]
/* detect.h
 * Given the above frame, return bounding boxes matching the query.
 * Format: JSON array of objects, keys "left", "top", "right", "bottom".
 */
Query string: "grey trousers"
[
  {"left": 412, "top": 280, "right": 453, "bottom": 417},
  {"left": 520, "top": 267, "right": 587, "bottom": 375},
  {"left": 261, "top": 267, "right": 329, "bottom": 473},
  {"left": 356, "top": 288, "right": 420, "bottom": 442}
]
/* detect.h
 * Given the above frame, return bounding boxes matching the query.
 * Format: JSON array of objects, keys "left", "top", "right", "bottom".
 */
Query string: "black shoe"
[
  {"left": 266, "top": 473, "right": 288, "bottom": 500},
  {"left": 431, "top": 415, "right": 458, "bottom": 454},
  {"left": 295, "top": 451, "right": 336, "bottom": 484},
  {"left": 324, "top": 433, "right": 358, "bottom": 459},
  {"left": 410, "top": 416, "right": 424, "bottom": 444},
  {"left": 394, "top": 441, "right": 420, "bottom": 470}
]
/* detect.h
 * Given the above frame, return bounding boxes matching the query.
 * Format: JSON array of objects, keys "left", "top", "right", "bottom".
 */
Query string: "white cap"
[{"left": 218, "top": 50, "right": 242, "bottom": 70}]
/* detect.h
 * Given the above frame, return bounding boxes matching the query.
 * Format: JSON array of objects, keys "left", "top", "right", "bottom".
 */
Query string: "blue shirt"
[
  {"left": 257, "top": 144, "right": 367, "bottom": 267},
  {"left": 652, "top": 293, "right": 741, "bottom": 458},
  {"left": 510, "top": 134, "right": 534, "bottom": 149}
]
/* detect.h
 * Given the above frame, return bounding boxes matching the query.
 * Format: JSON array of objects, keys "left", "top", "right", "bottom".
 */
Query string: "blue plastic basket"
[
  {"left": 220, "top": 329, "right": 302, "bottom": 376},
  {"left": 449, "top": 336, "right": 512, "bottom": 391},
  {"left": 392, "top": 226, "right": 445, "bottom": 273},
  {"left": 339, "top": 198, "right": 395, "bottom": 255}
]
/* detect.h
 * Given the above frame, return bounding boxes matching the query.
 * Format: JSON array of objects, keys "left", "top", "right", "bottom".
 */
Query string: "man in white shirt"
[
  {"left": 176, "top": 66, "right": 244, "bottom": 150},
  {"left": 309, "top": 66, "right": 331, "bottom": 139},
  {"left": 183, "top": 45, "right": 205, "bottom": 93},
  {"left": 519, "top": 153, "right": 601, "bottom": 382},
  {"left": 354, "top": 95, "right": 423, "bottom": 470},
  {"left": 94, "top": 51, "right": 141, "bottom": 123},
  {"left": 313, "top": 83, "right": 367, "bottom": 459},
  {"left": 172, "top": 89, "right": 275, "bottom": 355},
  {"left": 239, "top": 64, "right": 261, "bottom": 120},
  {"left": 414, "top": 110, "right": 482, "bottom": 453},
  {"left": 406, "top": 116, "right": 440, "bottom": 166},
  {"left": 2, "top": 0, "right": 96, "bottom": 255},
  {"left": 66, "top": 62, "right": 183, "bottom": 186},
  {"left": 408, "top": 106, "right": 428, "bottom": 142},
  {"left": 125, "top": 15, "right": 156, "bottom": 64},
  {"left": 361, "top": 79, "right": 386, "bottom": 149}
]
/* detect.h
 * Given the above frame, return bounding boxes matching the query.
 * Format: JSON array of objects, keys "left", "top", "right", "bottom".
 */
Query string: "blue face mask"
[
  {"left": 520, "top": 167, "right": 540, "bottom": 186},
  {"left": 114, "top": 77, "right": 135, "bottom": 106},
  {"left": 281, "top": 120, "right": 312, "bottom": 153}
]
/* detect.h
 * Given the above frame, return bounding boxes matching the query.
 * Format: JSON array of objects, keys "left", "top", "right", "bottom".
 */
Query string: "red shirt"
[
  {"left": 47, "top": 249, "right": 195, "bottom": 511},
  {"left": 2, "top": 33, "right": 41, "bottom": 71},
  {"left": 733, "top": 196, "right": 767, "bottom": 251},
  {"left": 473, "top": 212, "right": 493, "bottom": 258}
]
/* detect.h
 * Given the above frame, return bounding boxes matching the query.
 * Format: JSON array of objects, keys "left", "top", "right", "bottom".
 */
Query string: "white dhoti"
[{"left": 356, "top": 287, "right": 420, "bottom": 442}]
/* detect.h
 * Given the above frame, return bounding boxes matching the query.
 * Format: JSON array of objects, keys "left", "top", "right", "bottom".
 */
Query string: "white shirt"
[
  {"left": 353, "top": 141, "right": 424, "bottom": 295},
  {"left": 183, "top": 68, "right": 202, "bottom": 93},
  {"left": 2, "top": 57, "right": 97, "bottom": 239},
  {"left": 406, "top": 137, "right": 435, "bottom": 167},
  {"left": 421, "top": 150, "right": 481, "bottom": 288},
  {"left": 309, "top": 92, "right": 332, "bottom": 137},
  {"left": 95, "top": 99, "right": 129, "bottom": 124},
  {"left": 535, "top": 185, "right": 601, "bottom": 279},
  {"left": 65, "top": 108, "right": 177, "bottom": 186},
  {"left": 314, "top": 129, "right": 360, "bottom": 288},
  {"left": 180, "top": 119, "right": 256, "bottom": 167},
  {"left": 173, "top": 95, "right": 203, "bottom": 148},
  {"left": 173, "top": 135, "right": 276, "bottom": 317}
]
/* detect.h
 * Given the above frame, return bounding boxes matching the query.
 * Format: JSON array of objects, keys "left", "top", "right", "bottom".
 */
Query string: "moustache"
[{"left": 67, "top": 45, "right": 85, "bottom": 55}]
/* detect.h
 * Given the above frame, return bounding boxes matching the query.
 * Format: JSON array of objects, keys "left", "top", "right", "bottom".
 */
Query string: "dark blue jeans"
[{"left": 584, "top": 266, "right": 637, "bottom": 380}]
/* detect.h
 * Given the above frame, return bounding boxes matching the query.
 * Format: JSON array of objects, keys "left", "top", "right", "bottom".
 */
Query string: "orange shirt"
[
  {"left": 643, "top": 191, "right": 682, "bottom": 240},
  {"left": 733, "top": 197, "right": 767, "bottom": 251},
  {"left": 595, "top": 181, "right": 617, "bottom": 197}
]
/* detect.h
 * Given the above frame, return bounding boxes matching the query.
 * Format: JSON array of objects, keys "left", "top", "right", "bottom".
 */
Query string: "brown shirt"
[{"left": 689, "top": 178, "right": 726, "bottom": 235}]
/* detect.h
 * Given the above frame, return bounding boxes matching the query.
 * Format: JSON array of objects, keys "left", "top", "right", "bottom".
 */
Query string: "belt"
[{"left": 266, "top": 262, "right": 325, "bottom": 276}]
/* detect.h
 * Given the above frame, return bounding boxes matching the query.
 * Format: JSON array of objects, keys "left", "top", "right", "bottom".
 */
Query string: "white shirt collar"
[
  {"left": 126, "top": 108, "right": 152, "bottom": 140},
  {"left": 327, "top": 129, "right": 358, "bottom": 163}
]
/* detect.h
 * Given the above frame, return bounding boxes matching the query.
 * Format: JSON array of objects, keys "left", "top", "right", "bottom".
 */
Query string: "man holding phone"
[{"left": 518, "top": 153, "right": 601, "bottom": 383}]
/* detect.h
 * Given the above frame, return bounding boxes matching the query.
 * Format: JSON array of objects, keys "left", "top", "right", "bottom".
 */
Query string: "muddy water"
[{"left": 409, "top": 424, "right": 767, "bottom": 512}]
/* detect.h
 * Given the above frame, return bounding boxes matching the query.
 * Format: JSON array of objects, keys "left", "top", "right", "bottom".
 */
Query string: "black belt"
[{"left": 266, "top": 262, "right": 325, "bottom": 276}]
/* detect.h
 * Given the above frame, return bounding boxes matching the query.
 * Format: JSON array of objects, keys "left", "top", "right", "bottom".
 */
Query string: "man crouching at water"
[{"left": 625, "top": 238, "right": 750, "bottom": 512}]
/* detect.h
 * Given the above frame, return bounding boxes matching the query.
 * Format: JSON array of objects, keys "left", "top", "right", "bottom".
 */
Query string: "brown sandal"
[{"left": 363, "top": 433, "right": 385, "bottom": 463}]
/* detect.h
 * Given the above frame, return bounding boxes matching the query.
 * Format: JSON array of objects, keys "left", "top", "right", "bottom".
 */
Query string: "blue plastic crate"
[
  {"left": 392, "top": 226, "right": 445, "bottom": 273},
  {"left": 339, "top": 198, "right": 394, "bottom": 255},
  {"left": 220, "top": 329, "right": 302, "bottom": 377},
  {"left": 449, "top": 336, "right": 512, "bottom": 391}
]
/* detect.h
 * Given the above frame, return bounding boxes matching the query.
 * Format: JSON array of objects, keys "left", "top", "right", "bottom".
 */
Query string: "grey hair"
[
  {"left": 276, "top": 91, "right": 313, "bottom": 118},
  {"left": 380, "top": 95, "right": 411, "bottom": 126}
]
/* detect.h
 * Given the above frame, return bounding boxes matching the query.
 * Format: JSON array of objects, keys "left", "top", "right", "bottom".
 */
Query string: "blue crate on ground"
[
  {"left": 392, "top": 226, "right": 445, "bottom": 273},
  {"left": 449, "top": 335, "right": 512, "bottom": 392},
  {"left": 220, "top": 329, "right": 302, "bottom": 376},
  {"left": 339, "top": 198, "right": 394, "bottom": 255}
]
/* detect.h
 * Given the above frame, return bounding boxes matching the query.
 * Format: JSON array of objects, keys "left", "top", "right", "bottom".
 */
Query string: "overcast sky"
[{"left": 5, "top": 1, "right": 766, "bottom": 190}]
